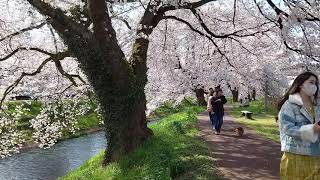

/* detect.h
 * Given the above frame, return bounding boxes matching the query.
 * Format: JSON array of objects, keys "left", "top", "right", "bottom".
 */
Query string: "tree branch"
[
  {"left": 158, "top": 0, "right": 218, "bottom": 13},
  {"left": 26, "top": 0, "right": 91, "bottom": 39},
  {"left": 0, "top": 50, "right": 73, "bottom": 108},
  {"left": 233, "top": 0, "right": 237, "bottom": 28},
  {"left": 283, "top": 0, "right": 320, "bottom": 22},
  {"left": 190, "top": 9, "right": 273, "bottom": 39},
  {"left": 253, "top": 0, "right": 278, "bottom": 25},
  {"left": 53, "top": 59, "right": 86, "bottom": 86},
  {"left": 88, "top": 0, "right": 121, "bottom": 49},
  {"left": 260, "top": 0, "right": 320, "bottom": 62},
  {"left": 0, "top": 22, "right": 46, "bottom": 43},
  {"left": 0, "top": 57, "right": 52, "bottom": 108},
  {"left": 265, "top": 0, "right": 289, "bottom": 18},
  {"left": 114, "top": 17, "right": 132, "bottom": 30},
  {"left": 161, "top": 15, "right": 234, "bottom": 68},
  {"left": 0, "top": 47, "right": 54, "bottom": 61}
]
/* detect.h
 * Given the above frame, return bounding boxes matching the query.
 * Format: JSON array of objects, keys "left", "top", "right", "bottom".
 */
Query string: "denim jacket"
[{"left": 279, "top": 93, "right": 320, "bottom": 156}]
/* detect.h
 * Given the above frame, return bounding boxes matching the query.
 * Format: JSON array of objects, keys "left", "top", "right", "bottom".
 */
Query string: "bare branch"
[
  {"left": 283, "top": 40, "right": 320, "bottom": 62},
  {"left": 283, "top": 0, "right": 320, "bottom": 22},
  {"left": 53, "top": 59, "right": 86, "bottom": 86},
  {"left": 60, "top": 84, "right": 75, "bottom": 94},
  {"left": 115, "top": 17, "right": 132, "bottom": 30},
  {"left": 191, "top": 9, "right": 273, "bottom": 39},
  {"left": 260, "top": 0, "right": 320, "bottom": 62},
  {"left": 54, "top": 60, "right": 77, "bottom": 86},
  {"left": 138, "top": 0, "right": 147, "bottom": 10},
  {"left": 48, "top": 25, "right": 58, "bottom": 53},
  {"left": 253, "top": 0, "right": 278, "bottom": 25},
  {"left": 109, "top": 4, "right": 132, "bottom": 30},
  {"left": 229, "top": 37, "right": 258, "bottom": 57},
  {"left": 0, "top": 47, "right": 54, "bottom": 61},
  {"left": 0, "top": 57, "right": 52, "bottom": 108},
  {"left": 158, "top": 0, "right": 218, "bottom": 13},
  {"left": 0, "top": 50, "right": 73, "bottom": 108},
  {"left": 161, "top": 15, "right": 234, "bottom": 68},
  {"left": 265, "top": 0, "right": 289, "bottom": 18},
  {"left": 233, "top": 0, "right": 237, "bottom": 28},
  {"left": 0, "top": 22, "right": 46, "bottom": 43},
  {"left": 163, "top": 20, "right": 168, "bottom": 50}
]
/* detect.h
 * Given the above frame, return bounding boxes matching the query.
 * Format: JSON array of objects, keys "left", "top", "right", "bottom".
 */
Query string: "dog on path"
[{"left": 235, "top": 127, "right": 244, "bottom": 137}]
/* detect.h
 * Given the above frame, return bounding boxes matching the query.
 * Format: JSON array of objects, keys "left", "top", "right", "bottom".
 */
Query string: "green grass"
[
  {"left": 61, "top": 113, "right": 102, "bottom": 139},
  {"left": 61, "top": 103, "right": 222, "bottom": 180},
  {"left": 77, "top": 113, "right": 101, "bottom": 130},
  {"left": 228, "top": 100, "right": 280, "bottom": 142},
  {"left": 147, "top": 97, "right": 197, "bottom": 120}
]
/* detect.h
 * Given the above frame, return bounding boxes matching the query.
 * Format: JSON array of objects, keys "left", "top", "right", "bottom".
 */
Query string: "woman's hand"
[{"left": 313, "top": 122, "right": 320, "bottom": 133}]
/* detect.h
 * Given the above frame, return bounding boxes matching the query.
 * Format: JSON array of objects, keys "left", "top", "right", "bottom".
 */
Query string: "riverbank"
[
  {"left": 19, "top": 127, "right": 103, "bottom": 153},
  {"left": 61, "top": 101, "right": 222, "bottom": 179},
  {"left": 0, "top": 131, "right": 107, "bottom": 180},
  {"left": 1, "top": 99, "right": 103, "bottom": 155},
  {"left": 15, "top": 97, "right": 184, "bottom": 154}
]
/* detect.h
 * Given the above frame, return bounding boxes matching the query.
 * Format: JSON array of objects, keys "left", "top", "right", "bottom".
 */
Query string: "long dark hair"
[{"left": 277, "top": 71, "right": 319, "bottom": 111}]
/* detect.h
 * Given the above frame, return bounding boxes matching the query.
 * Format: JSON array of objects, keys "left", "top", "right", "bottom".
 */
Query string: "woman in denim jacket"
[{"left": 278, "top": 72, "right": 320, "bottom": 179}]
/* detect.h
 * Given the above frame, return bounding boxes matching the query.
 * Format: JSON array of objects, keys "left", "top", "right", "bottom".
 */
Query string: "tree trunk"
[
  {"left": 102, "top": 96, "right": 153, "bottom": 164},
  {"left": 64, "top": 37, "right": 153, "bottom": 163},
  {"left": 232, "top": 88, "right": 239, "bottom": 102},
  {"left": 227, "top": 83, "right": 238, "bottom": 102},
  {"left": 264, "top": 80, "right": 268, "bottom": 112},
  {"left": 251, "top": 88, "right": 256, "bottom": 101},
  {"left": 195, "top": 88, "right": 206, "bottom": 106}
]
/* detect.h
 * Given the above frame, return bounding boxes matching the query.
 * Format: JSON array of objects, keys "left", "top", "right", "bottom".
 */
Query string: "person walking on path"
[
  {"left": 278, "top": 72, "right": 320, "bottom": 179},
  {"left": 207, "top": 88, "right": 215, "bottom": 128},
  {"left": 211, "top": 88, "right": 227, "bottom": 134},
  {"left": 197, "top": 111, "right": 281, "bottom": 179}
]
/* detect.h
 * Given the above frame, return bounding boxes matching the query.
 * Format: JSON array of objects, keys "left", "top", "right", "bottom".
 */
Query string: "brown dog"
[{"left": 235, "top": 127, "right": 244, "bottom": 137}]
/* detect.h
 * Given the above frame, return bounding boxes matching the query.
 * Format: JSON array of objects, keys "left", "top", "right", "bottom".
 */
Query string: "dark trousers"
[
  {"left": 213, "top": 113, "right": 223, "bottom": 133},
  {"left": 208, "top": 112, "right": 215, "bottom": 128}
]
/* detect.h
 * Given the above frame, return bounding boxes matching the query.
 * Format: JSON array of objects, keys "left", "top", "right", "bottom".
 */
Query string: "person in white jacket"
[
  {"left": 278, "top": 71, "right": 320, "bottom": 179},
  {"left": 207, "top": 88, "right": 215, "bottom": 129}
]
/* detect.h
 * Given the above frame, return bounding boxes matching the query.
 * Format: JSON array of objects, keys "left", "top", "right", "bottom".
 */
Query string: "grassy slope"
[
  {"left": 227, "top": 100, "right": 280, "bottom": 142},
  {"left": 61, "top": 101, "right": 223, "bottom": 180}
]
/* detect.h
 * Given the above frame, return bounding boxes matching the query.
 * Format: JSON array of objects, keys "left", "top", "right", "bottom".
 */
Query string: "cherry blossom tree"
[
  {"left": 1, "top": 0, "right": 233, "bottom": 164},
  {"left": 0, "top": 0, "right": 319, "bottom": 163}
]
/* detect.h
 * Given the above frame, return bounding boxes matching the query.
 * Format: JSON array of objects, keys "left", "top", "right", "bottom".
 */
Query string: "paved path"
[{"left": 197, "top": 111, "right": 281, "bottom": 180}]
